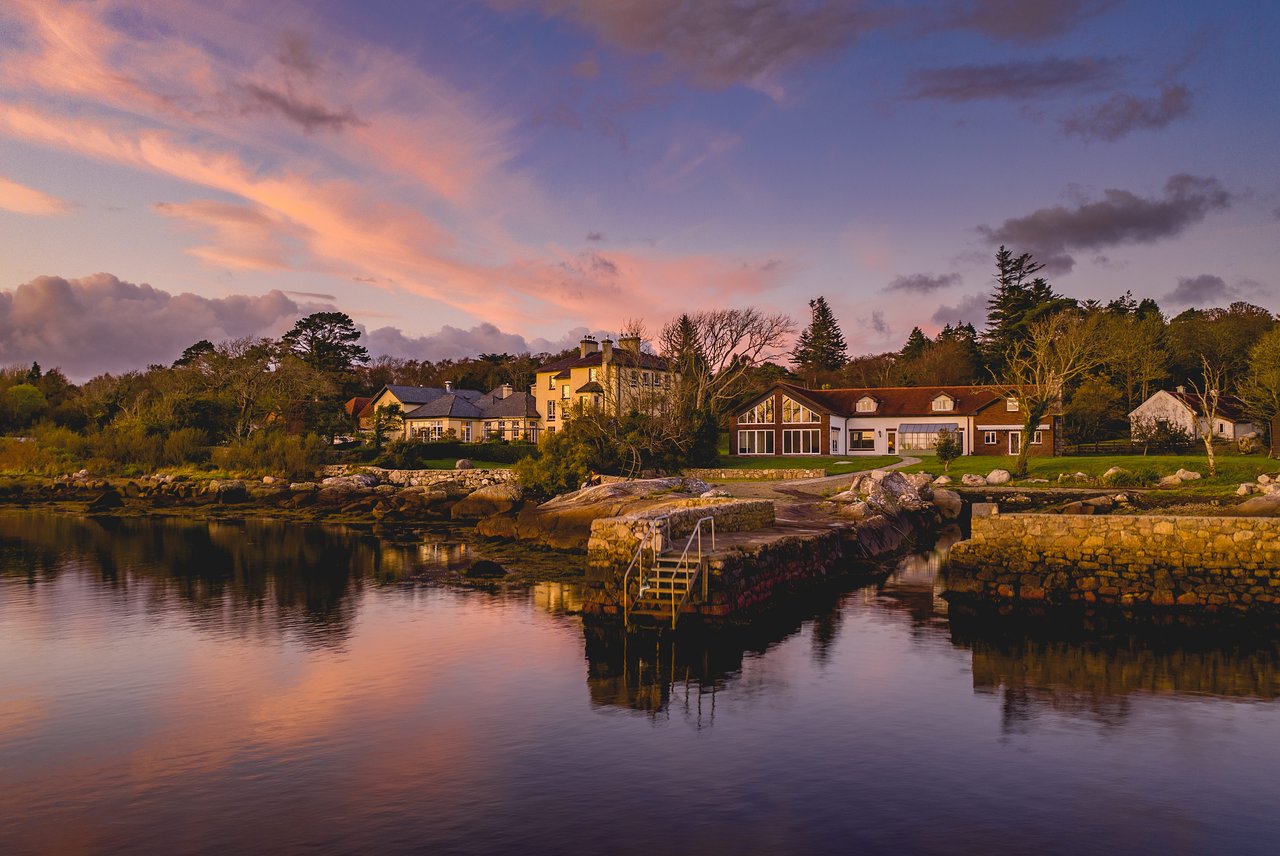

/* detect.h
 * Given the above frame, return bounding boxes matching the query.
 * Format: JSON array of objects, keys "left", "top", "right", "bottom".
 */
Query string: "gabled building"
[
  {"left": 531, "top": 335, "right": 674, "bottom": 434},
  {"left": 363, "top": 382, "right": 541, "bottom": 443},
  {"left": 1128, "top": 388, "right": 1258, "bottom": 442},
  {"left": 730, "top": 383, "right": 1060, "bottom": 458}
]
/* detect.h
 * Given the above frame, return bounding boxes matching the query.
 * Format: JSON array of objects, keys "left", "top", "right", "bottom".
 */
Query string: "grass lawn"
[
  {"left": 711, "top": 454, "right": 902, "bottom": 477},
  {"left": 900, "top": 452, "right": 1279, "bottom": 495}
]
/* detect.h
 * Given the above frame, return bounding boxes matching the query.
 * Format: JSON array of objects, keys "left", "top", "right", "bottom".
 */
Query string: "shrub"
[
  {"left": 376, "top": 439, "right": 538, "bottom": 468},
  {"left": 934, "top": 428, "right": 962, "bottom": 472},
  {"left": 1100, "top": 466, "right": 1157, "bottom": 487},
  {"left": 514, "top": 432, "right": 594, "bottom": 500},
  {"left": 212, "top": 431, "right": 331, "bottom": 480},
  {"left": 162, "top": 428, "right": 210, "bottom": 466}
]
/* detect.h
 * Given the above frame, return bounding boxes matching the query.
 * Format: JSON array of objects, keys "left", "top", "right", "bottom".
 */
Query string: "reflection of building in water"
[
  {"left": 860, "top": 528, "right": 962, "bottom": 629},
  {"left": 416, "top": 537, "right": 474, "bottom": 572},
  {"left": 948, "top": 606, "right": 1280, "bottom": 732},
  {"left": 531, "top": 582, "right": 584, "bottom": 615}
]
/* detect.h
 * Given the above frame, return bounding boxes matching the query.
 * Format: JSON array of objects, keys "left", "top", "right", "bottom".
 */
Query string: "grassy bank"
[{"left": 712, "top": 454, "right": 902, "bottom": 477}]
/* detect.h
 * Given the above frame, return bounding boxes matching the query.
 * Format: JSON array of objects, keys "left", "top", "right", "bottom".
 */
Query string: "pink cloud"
[{"left": 0, "top": 174, "right": 70, "bottom": 215}]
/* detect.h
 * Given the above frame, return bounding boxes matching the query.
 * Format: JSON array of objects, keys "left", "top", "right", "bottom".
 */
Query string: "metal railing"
[
  {"left": 666, "top": 516, "right": 715, "bottom": 628},
  {"left": 621, "top": 517, "right": 669, "bottom": 623}
]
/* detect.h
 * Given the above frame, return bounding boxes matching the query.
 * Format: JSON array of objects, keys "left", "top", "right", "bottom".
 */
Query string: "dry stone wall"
[
  {"left": 320, "top": 465, "right": 516, "bottom": 490},
  {"left": 948, "top": 513, "right": 1280, "bottom": 611}
]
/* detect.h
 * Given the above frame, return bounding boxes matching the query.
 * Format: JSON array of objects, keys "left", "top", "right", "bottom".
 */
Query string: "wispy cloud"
[
  {"left": 938, "top": 0, "right": 1119, "bottom": 42},
  {"left": 1062, "top": 83, "right": 1192, "bottom": 141},
  {"left": 0, "top": 174, "right": 71, "bottom": 215},
  {"left": 886, "top": 272, "right": 961, "bottom": 294},
  {"left": 905, "top": 57, "right": 1121, "bottom": 101},
  {"left": 978, "top": 174, "right": 1232, "bottom": 274}
]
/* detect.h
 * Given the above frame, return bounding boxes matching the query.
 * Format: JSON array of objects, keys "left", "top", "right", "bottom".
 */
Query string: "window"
[
  {"left": 547, "top": 375, "right": 555, "bottom": 390},
  {"left": 781, "top": 396, "right": 820, "bottom": 423},
  {"left": 462, "top": 423, "right": 472, "bottom": 442},
  {"left": 740, "top": 399, "right": 774, "bottom": 424},
  {"left": 849, "top": 429, "right": 875, "bottom": 451},
  {"left": 855, "top": 396, "right": 878, "bottom": 413},
  {"left": 561, "top": 384, "right": 569, "bottom": 400},
  {"left": 547, "top": 400, "right": 556, "bottom": 421},
  {"left": 546, "top": 426, "right": 555, "bottom": 436},
  {"left": 498, "top": 421, "right": 506, "bottom": 439},
  {"left": 593, "top": 394, "right": 602, "bottom": 409},
  {"left": 1218, "top": 422, "right": 1226, "bottom": 433},
  {"left": 484, "top": 421, "right": 494, "bottom": 438},
  {"left": 1032, "top": 430, "right": 1043, "bottom": 445},
  {"left": 984, "top": 431, "right": 997, "bottom": 445},
  {"left": 737, "top": 429, "right": 774, "bottom": 455},
  {"left": 931, "top": 394, "right": 954, "bottom": 412},
  {"left": 641, "top": 371, "right": 650, "bottom": 386},
  {"left": 629, "top": 371, "right": 638, "bottom": 388},
  {"left": 1006, "top": 397, "right": 1020, "bottom": 412},
  {"left": 783, "top": 429, "right": 821, "bottom": 454},
  {"left": 589, "top": 367, "right": 598, "bottom": 382},
  {"left": 899, "top": 426, "right": 957, "bottom": 451}
]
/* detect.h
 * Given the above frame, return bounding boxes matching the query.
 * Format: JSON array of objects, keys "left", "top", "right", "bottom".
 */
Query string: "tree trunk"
[{"left": 1202, "top": 434, "right": 1217, "bottom": 476}]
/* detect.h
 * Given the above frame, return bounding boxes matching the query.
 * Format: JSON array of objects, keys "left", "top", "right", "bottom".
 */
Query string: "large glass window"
[
  {"left": 782, "top": 396, "right": 820, "bottom": 423},
  {"left": 782, "top": 429, "right": 821, "bottom": 454},
  {"left": 737, "top": 429, "right": 775, "bottom": 455},
  {"left": 899, "top": 427, "right": 962, "bottom": 451},
  {"left": 849, "top": 429, "right": 875, "bottom": 450},
  {"left": 740, "top": 398, "right": 774, "bottom": 424}
]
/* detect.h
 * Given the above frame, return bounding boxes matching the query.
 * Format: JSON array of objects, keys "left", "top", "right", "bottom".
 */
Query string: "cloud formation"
[
  {"left": 498, "top": 0, "right": 879, "bottom": 97},
  {"left": 886, "top": 272, "right": 962, "bottom": 294},
  {"left": 930, "top": 292, "right": 989, "bottom": 326},
  {"left": 229, "top": 81, "right": 364, "bottom": 133},
  {"left": 1063, "top": 84, "right": 1192, "bottom": 141},
  {"left": 1163, "top": 274, "right": 1234, "bottom": 308},
  {"left": 941, "top": 0, "right": 1118, "bottom": 41},
  {"left": 0, "top": 174, "right": 71, "bottom": 215},
  {"left": 0, "top": 274, "right": 311, "bottom": 380},
  {"left": 905, "top": 57, "right": 1119, "bottom": 101},
  {"left": 362, "top": 323, "right": 589, "bottom": 362},
  {"left": 978, "top": 174, "right": 1232, "bottom": 273}
]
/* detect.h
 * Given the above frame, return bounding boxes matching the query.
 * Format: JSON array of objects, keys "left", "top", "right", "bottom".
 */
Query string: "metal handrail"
[
  {"left": 669, "top": 516, "right": 715, "bottom": 628},
  {"left": 621, "top": 517, "right": 665, "bottom": 623}
]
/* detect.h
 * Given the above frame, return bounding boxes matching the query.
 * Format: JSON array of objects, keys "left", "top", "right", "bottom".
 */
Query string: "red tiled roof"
[
  {"left": 742, "top": 382, "right": 1028, "bottom": 419},
  {"left": 1168, "top": 390, "right": 1250, "bottom": 421}
]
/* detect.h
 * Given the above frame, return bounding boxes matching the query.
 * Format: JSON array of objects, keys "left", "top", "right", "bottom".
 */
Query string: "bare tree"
[
  {"left": 997, "top": 312, "right": 1105, "bottom": 477},
  {"left": 658, "top": 308, "right": 795, "bottom": 413},
  {"left": 1186, "top": 356, "right": 1225, "bottom": 476}
]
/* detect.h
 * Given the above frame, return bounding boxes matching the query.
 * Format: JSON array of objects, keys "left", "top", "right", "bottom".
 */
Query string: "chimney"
[
  {"left": 579, "top": 335, "right": 599, "bottom": 358},
  {"left": 499, "top": 383, "right": 512, "bottom": 399},
  {"left": 601, "top": 338, "right": 614, "bottom": 363},
  {"left": 444, "top": 380, "right": 454, "bottom": 393},
  {"left": 1176, "top": 385, "right": 1186, "bottom": 394},
  {"left": 619, "top": 335, "right": 641, "bottom": 355}
]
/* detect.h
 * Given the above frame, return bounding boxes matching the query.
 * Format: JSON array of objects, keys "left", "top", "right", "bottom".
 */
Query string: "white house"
[{"left": 1128, "top": 388, "right": 1258, "bottom": 442}]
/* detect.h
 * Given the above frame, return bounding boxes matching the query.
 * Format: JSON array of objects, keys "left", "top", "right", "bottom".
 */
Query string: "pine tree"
[
  {"left": 792, "top": 297, "right": 848, "bottom": 373},
  {"left": 900, "top": 327, "right": 930, "bottom": 361},
  {"left": 981, "top": 246, "right": 1074, "bottom": 376}
]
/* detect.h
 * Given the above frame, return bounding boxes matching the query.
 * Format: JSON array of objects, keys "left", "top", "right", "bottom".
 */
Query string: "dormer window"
[
  {"left": 855, "top": 396, "right": 878, "bottom": 413},
  {"left": 1006, "top": 397, "right": 1019, "bottom": 412},
  {"left": 931, "top": 393, "right": 954, "bottom": 412}
]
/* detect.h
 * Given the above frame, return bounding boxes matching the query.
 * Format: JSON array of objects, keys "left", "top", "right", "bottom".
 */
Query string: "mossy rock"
[{"left": 465, "top": 560, "right": 507, "bottom": 578}]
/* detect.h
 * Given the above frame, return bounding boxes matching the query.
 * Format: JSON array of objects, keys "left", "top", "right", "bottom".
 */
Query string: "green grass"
[
  {"left": 900, "top": 452, "right": 1278, "bottom": 494},
  {"left": 711, "top": 454, "right": 902, "bottom": 477}
]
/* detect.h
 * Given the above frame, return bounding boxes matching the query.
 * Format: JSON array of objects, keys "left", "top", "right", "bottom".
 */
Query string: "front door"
[
  {"left": 1008, "top": 431, "right": 1021, "bottom": 455},
  {"left": 886, "top": 430, "right": 896, "bottom": 454}
]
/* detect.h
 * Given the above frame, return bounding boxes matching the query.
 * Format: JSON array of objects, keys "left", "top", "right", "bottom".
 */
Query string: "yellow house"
[
  {"left": 531, "top": 336, "right": 675, "bottom": 434},
  {"left": 363, "top": 383, "right": 541, "bottom": 442}
]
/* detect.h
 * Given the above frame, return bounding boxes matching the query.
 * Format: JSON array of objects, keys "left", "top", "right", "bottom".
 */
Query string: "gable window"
[
  {"left": 855, "top": 396, "right": 878, "bottom": 413},
  {"left": 740, "top": 398, "right": 774, "bottom": 424},
  {"left": 931, "top": 394, "right": 954, "bottom": 412},
  {"left": 781, "top": 396, "right": 820, "bottom": 423},
  {"left": 1006, "top": 397, "right": 1020, "bottom": 412},
  {"left": 984, "top": 431, "right": 997, "bottom": 445}
]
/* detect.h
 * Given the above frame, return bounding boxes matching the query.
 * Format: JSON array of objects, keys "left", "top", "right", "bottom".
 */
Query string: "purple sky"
[{"left": 1, "top": 0, "right": 1277, "bottom": 379}]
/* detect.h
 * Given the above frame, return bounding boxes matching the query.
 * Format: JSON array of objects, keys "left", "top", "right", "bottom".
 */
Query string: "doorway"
[{"left": 886, "top": 430, "right": 896, "bottom": 454}]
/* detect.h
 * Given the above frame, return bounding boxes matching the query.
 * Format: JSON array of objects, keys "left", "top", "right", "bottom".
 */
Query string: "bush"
[
  {"left": 514, "top": 432, "right": 595, "bottom": 500},
  {"left": 1100, "top": 466, "right": 1157, "bottom": 487},
  {"left": 212, "top": 431, "right": 331, "bottom": 480},
  {"left": 162, "top": 428, "right": 210, "bottom": 466},
  {"left": 934, "top": 428, "right": 962, "bottom": 472}
]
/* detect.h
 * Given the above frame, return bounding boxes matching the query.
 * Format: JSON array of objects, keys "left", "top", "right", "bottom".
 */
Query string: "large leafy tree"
[
  {"left": 281, "top": 312, "right": 369, "bottom": 375},
  {"left": 1239, "top": 327, "right": 1280, "bottom": 457},
  {"left": 792, "top": 296, "right": 848, "bottom": 375}
]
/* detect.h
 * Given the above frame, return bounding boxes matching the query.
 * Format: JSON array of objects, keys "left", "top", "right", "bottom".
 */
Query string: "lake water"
[{"left": 3, "top": 510, "right": 1280, "bottom": 855}]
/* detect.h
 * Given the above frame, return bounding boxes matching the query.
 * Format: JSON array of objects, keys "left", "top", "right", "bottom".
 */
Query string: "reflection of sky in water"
[{"left": 2, "top": 510, "right": 1280, "bottom": 855}]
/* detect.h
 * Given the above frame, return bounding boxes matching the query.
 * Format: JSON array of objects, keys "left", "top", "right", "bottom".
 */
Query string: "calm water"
[{"left": 3, "top": 510, "right": 1280, "bottom": 855}]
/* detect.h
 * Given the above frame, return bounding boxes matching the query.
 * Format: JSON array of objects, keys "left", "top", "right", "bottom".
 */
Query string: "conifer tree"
[
  {"left": 982, "top": 246, "right": 1074, "bottom": 376},
  {"left": 792, "top": 296, "right": 848, "bottom": 373}
]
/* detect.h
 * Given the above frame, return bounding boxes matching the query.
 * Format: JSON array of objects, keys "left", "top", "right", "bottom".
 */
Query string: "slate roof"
[
  {"left": 404, "top": 394, "right": 484, "bottom": 419},
  {"left": 536, "top": 348, "right": 668, "bottom": 374},
  {"left": 403, "top": 387, "right": 540, "bottom": 420}
]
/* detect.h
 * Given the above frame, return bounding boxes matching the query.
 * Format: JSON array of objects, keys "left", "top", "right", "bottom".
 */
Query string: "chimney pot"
[
  {"left": 444, "top": 380, "right": 454, "bottom": 392},
  {"left": 579, "top": 335, "right": 599, "bottom": 358}
]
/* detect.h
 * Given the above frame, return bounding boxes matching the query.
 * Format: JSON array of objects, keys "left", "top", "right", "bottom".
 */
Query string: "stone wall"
[
  {"left": 320, "top": 465, "right": 516, "bottom": 490},
  {"left": 948, "top": 512, "right": 1280, "bottom": 610},
  {"left": 683, "top": 467, "right": 826, "bottom": 481},
  {"left": 586, "top": 499, "right": 775, "bottom": 580}
]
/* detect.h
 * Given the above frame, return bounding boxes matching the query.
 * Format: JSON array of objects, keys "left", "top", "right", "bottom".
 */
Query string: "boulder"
[
  {"left": 1174, "top": 468, "right": 1202, "bottom": 481},
  {"left": 87, "top": 489, "right": 123, "bottom": 512},
  {"left": 932, "top": 488, "right": 963, "bottom": 520},
  {"left": 1236, "top": 493, "right": 1280, "bottom": 516},
  {"left": 961, "top": 473, "right": 988, "bottom": 487},
  {"left": 932, "top": 475, "right": 953, "bottom": 485},
  {"left": 836, "top": 501, "right": 875, "bottom": 520},
  {"left": 262, "top": 475, "right": 279, "bottom": 485},
  {"left": 456, "top": 459, "right": 474, "bottom": 470},
  {"left": 1157, "top": 475, "right": 1183, "bottom": 487},
  {"left": 465, "top": 559, "right": 506, "bottom": 578},
  {"left": 1059, "top": 500, "right": 1093, "bottom": 515},
  {"left": 843, "top": 470, "right": 925, "bottom": 511},
  {"left": 986, "top": 469, "right": 1011, "bottom": 485},
  {"left": 700, "top": 488, "right": 732, "bottom": 498},
  {"left": 1237, "top": 483, "right": 1258, "bottom": 496},
  {"left": 450, "top": 483, "right": 524, "bottom": 519},
  {"left": 214, "top": 479, "right": 248, "bottom": 503},
  {"left": 1259, "top": 474, "right": 1272, "bottom": 485}
]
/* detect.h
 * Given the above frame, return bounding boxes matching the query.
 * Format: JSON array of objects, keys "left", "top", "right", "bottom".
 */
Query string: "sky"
[{"left": 0, "top": 0, "right": 1278, "bottom": 380}]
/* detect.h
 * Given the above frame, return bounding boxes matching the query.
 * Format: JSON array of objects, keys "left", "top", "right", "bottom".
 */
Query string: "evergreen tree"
[
  {"left": 900, "top": 327, "right": 930, "bottom": 361},
  {"left": 792, "top": 296, "right": 848, "bottom": 374},
  {"left": 281, "top": 312, "right": 369, "bottom": 375},
  {"left": 982, "top": 246, "right": 1075, "bottom": 376}
]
